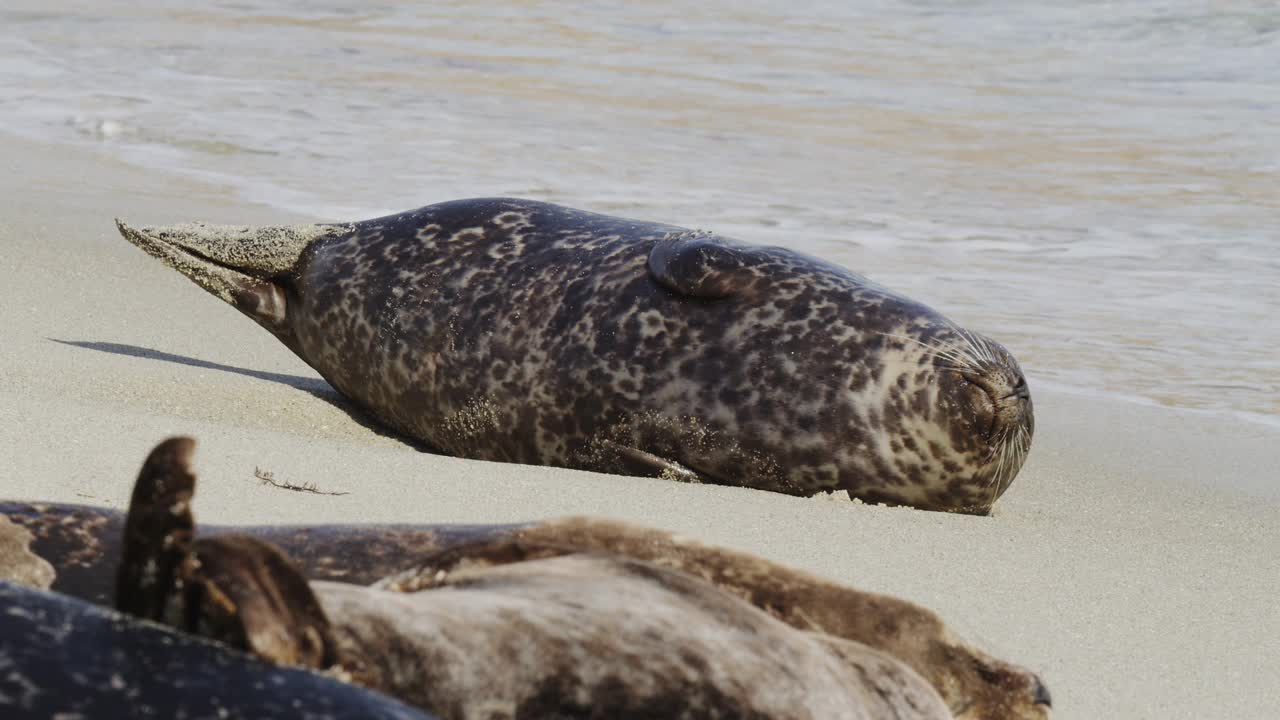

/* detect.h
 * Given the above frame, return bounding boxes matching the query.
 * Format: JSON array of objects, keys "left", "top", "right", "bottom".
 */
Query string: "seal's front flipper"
[
  {"left": 185, "top": 535, "right": 337, "bottom": 669},
  {"left": 647, "top": 230, "right": 772, "bottom": 299},
  {"left": 116, "top": 437, "right": 198, "bottom": 620}
]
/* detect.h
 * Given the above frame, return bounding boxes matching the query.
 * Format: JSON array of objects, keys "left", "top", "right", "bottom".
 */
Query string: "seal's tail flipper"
[
  {"left": 113, "top": 219, "right": 349, "bottom": 346},
  {"left": 115, "top": 437, "right": 198, "bottom": 620},
  {"left": 114, "top": 219, "right": 344, "bottom": 280}
]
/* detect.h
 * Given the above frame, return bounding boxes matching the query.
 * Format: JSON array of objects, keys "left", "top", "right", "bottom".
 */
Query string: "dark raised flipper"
[
  {"left": 113, "top": 437, "right": 337, "bottom": 670},
  {"left": 647, "top": 230, "right": 769, "bottom": 299},
  {"left": 115, "top": 436, "right": 197, "bottom": 620}
]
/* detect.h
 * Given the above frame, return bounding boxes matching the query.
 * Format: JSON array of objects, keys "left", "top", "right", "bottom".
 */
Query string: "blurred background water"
[{"left": 2, "top": 0, "right": 1276, "bottom": 423}]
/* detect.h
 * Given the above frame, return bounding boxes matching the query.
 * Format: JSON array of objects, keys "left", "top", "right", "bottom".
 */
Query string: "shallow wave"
[{"left": 0, "top": 0, "right": 1275, "bottom": 418}]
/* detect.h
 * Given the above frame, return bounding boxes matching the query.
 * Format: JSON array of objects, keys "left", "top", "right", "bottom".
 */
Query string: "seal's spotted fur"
[{"left": 118, "top": 198, "right": 1034, "bottom": 513}]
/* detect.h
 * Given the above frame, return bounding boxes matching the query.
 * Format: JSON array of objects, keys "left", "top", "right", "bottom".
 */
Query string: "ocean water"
[{"left": 2, "top": 1, "right": 1276, "bottom": 423}]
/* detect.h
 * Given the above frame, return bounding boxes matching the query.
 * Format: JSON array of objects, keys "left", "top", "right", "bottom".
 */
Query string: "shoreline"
[{"left": 2, "top": 133, "right": 1278, "bottom": 719}]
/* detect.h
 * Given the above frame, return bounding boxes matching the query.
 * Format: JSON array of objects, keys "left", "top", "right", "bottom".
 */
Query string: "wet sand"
[{"left": 1, "top": 135, "right": 1277, "bottom": 719}]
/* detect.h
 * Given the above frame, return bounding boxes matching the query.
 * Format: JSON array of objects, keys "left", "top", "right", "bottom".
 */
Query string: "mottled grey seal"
[
  {"left": 116, "top": 197, "right": 1034, "bottom": 513},
  {"left": 0, "top": 581, "right": 434, "bottom": 719},
  {"left": 3, "top": 437, "right": 1050, "bottom": 719},
  {"left": 116, "top": 439, "right": 952, "bottom": 720}
]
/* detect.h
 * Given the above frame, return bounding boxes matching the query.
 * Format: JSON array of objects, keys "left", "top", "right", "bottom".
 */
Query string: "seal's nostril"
[
  {"left": 1001, "top": 377, "right": 1031, "bottom": 402},
  {"left": 1032, "top": 674, "right": 1052, "bottom": 707}
]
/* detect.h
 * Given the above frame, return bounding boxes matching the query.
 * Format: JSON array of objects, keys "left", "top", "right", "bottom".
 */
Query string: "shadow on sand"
[{"left": 50, "top": 339, "right": 435, "bottom": 452}]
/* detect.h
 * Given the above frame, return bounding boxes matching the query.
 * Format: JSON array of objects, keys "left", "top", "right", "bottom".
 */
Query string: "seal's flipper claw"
[
  {"left": 647, "top": 230, "right": 770, "bottom": 299},
  {"left": 595, "top": 441, "right": 705, "bottom": 483},
  {"left": 115, "top": 437, "right": 198, "bottom": 620},
  {"left": 616, "top": 446, "right": 705, "bottom": 483},
  {"left": 186, "top": 535, "right": 338, "bottom": 669}
]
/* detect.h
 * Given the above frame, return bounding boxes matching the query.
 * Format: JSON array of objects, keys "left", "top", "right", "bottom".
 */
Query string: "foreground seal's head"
[{"left": 117, "top": 198, "right": 1033, "bottom": 513}]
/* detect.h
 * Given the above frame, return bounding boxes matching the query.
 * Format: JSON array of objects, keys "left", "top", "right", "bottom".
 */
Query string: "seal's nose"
[
  {"left": 1003, "top": 376, "right": 1030, "bottom": 402},
  {"left": 1032, "top": 674, "right": 1052, "bottom": 707}
]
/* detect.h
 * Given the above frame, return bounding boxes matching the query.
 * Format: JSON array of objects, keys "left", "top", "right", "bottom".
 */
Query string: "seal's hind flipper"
[
  {"left": 116, "top": 437, "right": 198, "bottom": 620},
  {"left": 647, "top": 230, "right": 769, "bottom": 299},
  {"left": 186, "top": 535, "right": 338, "bottom": 669},
  {"left": 115, "top": 438, "right": 336, "bottom": 670}
]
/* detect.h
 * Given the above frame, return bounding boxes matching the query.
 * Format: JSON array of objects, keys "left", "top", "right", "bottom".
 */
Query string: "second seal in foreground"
[{"left": 117, "top": 198, "right": 1034, "bottom": 513}]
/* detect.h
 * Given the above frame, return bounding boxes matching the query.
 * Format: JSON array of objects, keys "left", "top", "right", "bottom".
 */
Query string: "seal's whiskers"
[{"left": 876, "top": 332, "right": 982, "bottom": 374}]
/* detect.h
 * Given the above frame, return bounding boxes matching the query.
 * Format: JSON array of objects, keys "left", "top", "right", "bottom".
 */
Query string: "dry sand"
[{"left": 1, "top": 134, "right": 1277, "bottom": 719}]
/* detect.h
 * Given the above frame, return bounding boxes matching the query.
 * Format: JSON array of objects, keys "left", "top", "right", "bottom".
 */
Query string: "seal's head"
[
  {"left": 865, "top": 321, "right": 1034, "bottom": 514},
  {"left": 649, "top": 230, "right": 1034, "bottom": 513}
]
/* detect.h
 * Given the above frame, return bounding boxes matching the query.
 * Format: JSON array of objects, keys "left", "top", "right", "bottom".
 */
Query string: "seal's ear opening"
[
  {"left": 115, "top": 436, "right": 197, "bottom": 620},
  {"left": 186, "top": 535, "right": 338, "bottom": 670}
]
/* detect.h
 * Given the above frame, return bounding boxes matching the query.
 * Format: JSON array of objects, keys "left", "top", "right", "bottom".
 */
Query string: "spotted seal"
[
  {"left": 115, "top": 439, "right": 952, "bottom": 719},
  {"left": 116, "top": 198, "right": 1033, "bottom": 513},
  {"left": 2, "top": 438, "right": 1050, "bottom": 719}
]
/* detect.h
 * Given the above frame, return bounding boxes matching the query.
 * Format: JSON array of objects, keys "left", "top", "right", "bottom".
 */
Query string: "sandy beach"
[{"left": 1, "top": 134, "right": 1277, "bottom": 719}]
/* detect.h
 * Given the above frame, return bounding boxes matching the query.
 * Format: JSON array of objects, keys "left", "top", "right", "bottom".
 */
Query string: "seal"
[
  {"left": 0, "top": 581, "right": 435, "bottom": 719},
  {"left": 2, "top": 438, "right": 1051, "bottom": 719},
  {"left": 116, "top": 197, "right": 1034, "bottom": 513},
  {"left": 116, "top": 439, "right": 952, "bottom": 719}
]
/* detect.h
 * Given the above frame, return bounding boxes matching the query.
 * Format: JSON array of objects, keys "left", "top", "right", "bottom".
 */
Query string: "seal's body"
[{"left": 118, "top": 198, "right": 1033, "bottom": 512}]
